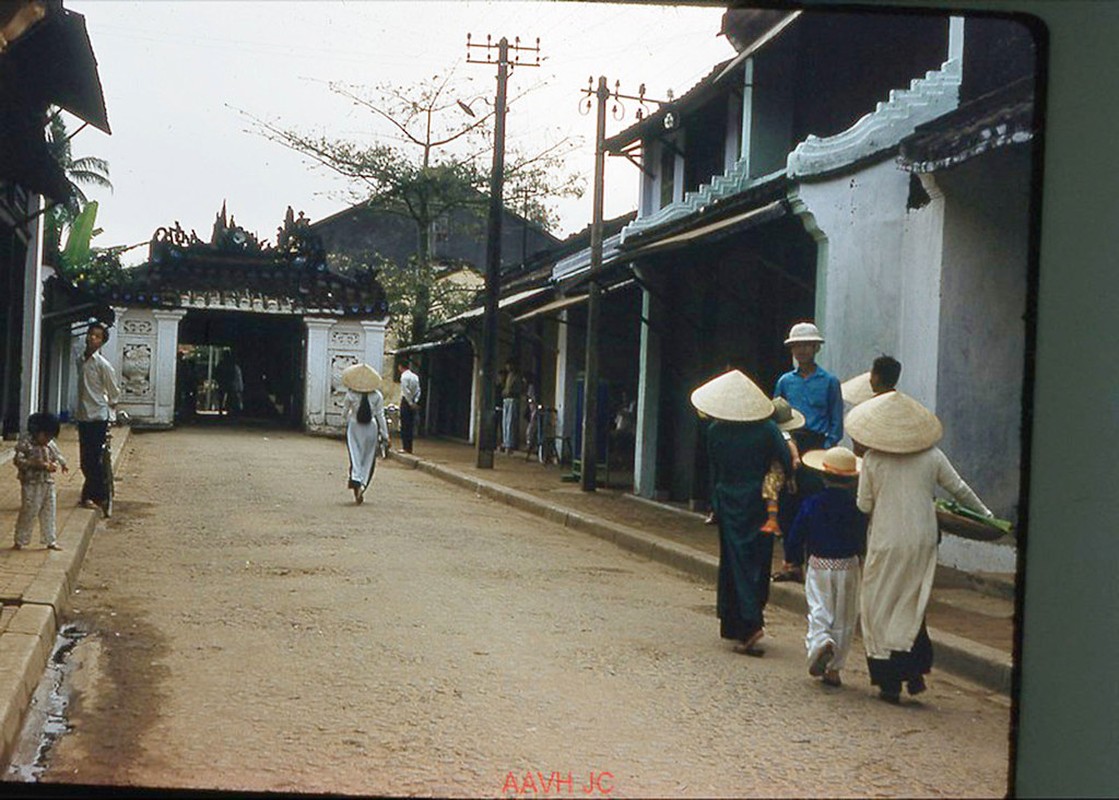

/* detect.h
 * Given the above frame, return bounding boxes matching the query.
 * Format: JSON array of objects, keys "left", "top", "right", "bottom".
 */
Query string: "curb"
[
  {"left": 0, "top": 426, "right": 132, "bottom": 768},
  {"left": 389, "top": 450, "right": 1012, "bottom": 695}
]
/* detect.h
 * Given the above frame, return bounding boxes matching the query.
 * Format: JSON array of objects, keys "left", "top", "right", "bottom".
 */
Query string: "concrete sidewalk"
[
  {"left": 0, "top": 425, "right": 131, "bottom": 767},
  {"left": 388, "top": 437, "right": 1016, "bottom": 697}
]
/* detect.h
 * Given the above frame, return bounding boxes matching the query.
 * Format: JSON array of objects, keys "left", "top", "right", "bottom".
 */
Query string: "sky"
[{"left": 65, "top": 1, "right": 733, "bottom": 264}]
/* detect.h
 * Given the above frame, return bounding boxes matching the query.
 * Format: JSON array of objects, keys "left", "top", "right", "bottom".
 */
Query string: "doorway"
[{"left": 176, "top": 311, "right": 305, "bottom": 427}]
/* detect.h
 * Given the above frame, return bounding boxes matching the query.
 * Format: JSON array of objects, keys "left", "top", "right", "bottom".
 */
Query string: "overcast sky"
[{"left": 64, "top": 1, "right": 731, "bottom": 264}]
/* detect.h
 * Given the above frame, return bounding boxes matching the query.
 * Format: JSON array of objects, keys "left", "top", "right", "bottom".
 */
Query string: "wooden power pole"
[
  {"left": 579, "top": 78, "right": 667, "bottom": 491},
  {"left": 467, "top": 34, "right": 540, "bottom": 468}
]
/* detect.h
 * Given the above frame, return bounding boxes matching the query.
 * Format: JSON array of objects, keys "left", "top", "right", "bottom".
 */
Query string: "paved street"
[{"left": 34, "top": 428, "right": 1009, "bottom": 797}]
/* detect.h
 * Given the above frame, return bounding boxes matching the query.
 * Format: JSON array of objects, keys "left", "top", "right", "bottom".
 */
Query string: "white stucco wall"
[
  {"left": 790, "top": 159, "right": 916, "bottom": 396},
  {"left": 933, "top": 148, "right": 1030, "bottom": 523},
  {"left": 790, "top": 152, "right": 1027, "bottom": 574},
  {"left": 897, "top": 174, "right": 946, "bottom": 409}
]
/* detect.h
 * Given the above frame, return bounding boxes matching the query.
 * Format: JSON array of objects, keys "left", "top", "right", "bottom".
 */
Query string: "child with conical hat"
[
  {"left": 690, "top": 369, "right": 792, "bottom": 656},
  {"left": 783, "top": 446, "right": 867, "bottom": 688}
]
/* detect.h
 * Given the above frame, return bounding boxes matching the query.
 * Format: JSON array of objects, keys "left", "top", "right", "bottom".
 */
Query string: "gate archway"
[{"left": 74, "top": 207, "right": 388, "bottom": 430}]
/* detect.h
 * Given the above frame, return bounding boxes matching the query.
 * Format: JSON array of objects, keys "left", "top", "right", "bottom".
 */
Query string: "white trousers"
[
  {"left": 15, "top": 482, "right": 57, "bottom": 547},
  {"left": 804, "top": 557, "right": 861, "bottom": 672},
  {"left": 502, "top": 398, "right": 518, "bottom": 450}
]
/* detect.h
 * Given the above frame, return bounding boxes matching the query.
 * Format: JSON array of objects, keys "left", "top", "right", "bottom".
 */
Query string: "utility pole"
[
  {"left": 579, "top": 78, "right": 667, "bottom": 491},
  {"left": 468, "top": 33, "right": 540, "bottom": 469}
]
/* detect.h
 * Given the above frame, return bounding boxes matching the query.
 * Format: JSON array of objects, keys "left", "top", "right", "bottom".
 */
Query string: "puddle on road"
[{"left": 3, "top": 623, "right": 86, "bottom": 783}]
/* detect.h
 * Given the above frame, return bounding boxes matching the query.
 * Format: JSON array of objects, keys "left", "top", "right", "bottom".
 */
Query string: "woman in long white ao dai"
[{"left": 340, "top": 364, "right": 389, "bottom": 505}]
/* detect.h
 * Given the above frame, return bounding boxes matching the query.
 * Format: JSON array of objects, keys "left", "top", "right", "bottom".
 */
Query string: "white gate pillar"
[
  {"left": 152, "top": 309, "right": 187, "bottom": 425},
  {"left": 303, "top": 317, "right": 335, "bottom": 428}
]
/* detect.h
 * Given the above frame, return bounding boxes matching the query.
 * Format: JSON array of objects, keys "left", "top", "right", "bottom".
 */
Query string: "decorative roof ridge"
[
  {"left": 619, "top": 164, "right": 785, "bottom": 245},
  {"left": 787, "top": 57, "right": 962, "bottom": 181}
]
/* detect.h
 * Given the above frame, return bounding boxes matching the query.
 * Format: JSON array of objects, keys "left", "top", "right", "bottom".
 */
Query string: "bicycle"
[
  {"left": 379, "top": 403, "right": 399, "bottom": 459},
  {"left": 100, "top": 410, "right": 129, "bottom": 518}
]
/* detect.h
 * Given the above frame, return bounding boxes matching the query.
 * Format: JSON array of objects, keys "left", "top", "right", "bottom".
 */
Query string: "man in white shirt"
[
  {"left": 75, "top": 322, "right": 121, "bottom": 516},
  {"left": 397, "top": 359, "right": 421, "bottom": 454}
]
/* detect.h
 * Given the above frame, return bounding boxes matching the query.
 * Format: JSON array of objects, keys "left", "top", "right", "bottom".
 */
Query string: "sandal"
[
  {"left": 809, "top": 642, "right": 834, "bottom": 677},
  {"left": 822, "top": 670, "right": 842, "bottom": 687},
  {"left": 732, "top": 629, "right": 766, "bottom": 656}
]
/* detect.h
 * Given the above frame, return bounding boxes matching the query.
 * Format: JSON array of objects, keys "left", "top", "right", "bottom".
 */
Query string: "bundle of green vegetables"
[{"left": 935, "top": 499, "right": 1014, "bottom": 536}]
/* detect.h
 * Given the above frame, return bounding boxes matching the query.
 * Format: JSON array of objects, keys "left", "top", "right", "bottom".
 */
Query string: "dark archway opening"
[{"left": 176, "top": 311, "right": 305, "bottom": 427}]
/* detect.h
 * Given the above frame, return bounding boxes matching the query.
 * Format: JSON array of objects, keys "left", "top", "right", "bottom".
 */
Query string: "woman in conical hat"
[
  {"left": 690, "top": 369, "right": 792, "bottom": 656},
  {"left": 340, "top": 363, "right": 390, "bottom": 505},
  {"left": 846, "top": 390, "right": 993, "bottom": 704}
]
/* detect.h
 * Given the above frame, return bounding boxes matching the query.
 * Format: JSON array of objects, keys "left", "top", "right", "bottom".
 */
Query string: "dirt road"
[{"left": 28, "top": 427, "right": 1009, "bottom": 796}]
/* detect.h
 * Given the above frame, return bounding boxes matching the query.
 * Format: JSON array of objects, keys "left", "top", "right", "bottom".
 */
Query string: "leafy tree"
[
  {"left": 247, "top": 69, "right": 583, "bottom": 345},
  {"left": 44, "top": 109, "right": 112, "bottom": 265},
  {"left": 328, "top": 250, "right": 477, "bottom": 350}
]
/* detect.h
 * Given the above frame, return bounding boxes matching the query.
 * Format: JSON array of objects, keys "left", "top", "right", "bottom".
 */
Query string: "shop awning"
[
  {"left": 2, "top": 7, "right": 112, "bottom": 133},
  {"left": 390, "top": 336, "right": 467, "bottom": 356},
  {"left": 623, "top": 200, "right": 787, "bottom": 257},
  {"left": 441, "top": 285, "right": 551, "bottom": 325},
  {"left": 513, "top": 279, "right": 636, "bottom": 324}
]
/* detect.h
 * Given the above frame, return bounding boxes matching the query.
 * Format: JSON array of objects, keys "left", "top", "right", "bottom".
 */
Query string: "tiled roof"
[{"left": 899, "top": 77, "right": 1036, "bottom": 172}]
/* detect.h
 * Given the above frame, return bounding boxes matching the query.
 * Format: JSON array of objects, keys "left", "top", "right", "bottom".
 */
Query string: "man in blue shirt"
[
  {"left": 774, "top": 322, "right": 843, "bottom": 449},
  {"left": 772, "top": 321, "right": 843, "bottom": 581}
]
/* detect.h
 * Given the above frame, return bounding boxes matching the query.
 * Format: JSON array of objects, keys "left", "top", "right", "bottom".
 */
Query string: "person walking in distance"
[
  {"left": 340, "top": 363, "right": 389, "bottom": 505},
  {"left": 772, "top": 321, "right": 843, "bottom": 582},
  {"left": 501, "top": 360, "right": 524, "bottom": 453},
  {"left": 397, "top": 358, "right": 421, "bottom": 454},
  {"left": 75, "top": 320, "right": 121, "bottom": 518}
]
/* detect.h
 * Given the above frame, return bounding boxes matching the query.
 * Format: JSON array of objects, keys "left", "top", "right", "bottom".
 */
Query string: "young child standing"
[
  {"left": 783, "top": 446, "right": 867, "bottom": 687},
  {"left": 13, "top": 412, "right": 68, "bottom": 551}
]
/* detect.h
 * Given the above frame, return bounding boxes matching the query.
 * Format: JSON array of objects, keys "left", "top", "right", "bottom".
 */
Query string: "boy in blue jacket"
[{"left": 784, "top": 446, "right": 867, "bottom": 687}]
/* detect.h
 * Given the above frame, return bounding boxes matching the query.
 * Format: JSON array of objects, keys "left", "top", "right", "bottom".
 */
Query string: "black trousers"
[
  {"left": 400, "top": 401, "right": 416, "bottom": 453},
  {"left": 77, "top": 420, "right": 110, "bottom": 504},
  {"left": 866, "top": 622, "right": 934, "bottom": 691}
]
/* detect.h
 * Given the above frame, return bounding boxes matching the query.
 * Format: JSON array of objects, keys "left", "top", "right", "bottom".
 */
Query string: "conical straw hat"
[
  {"left": 689, "top": 369, "right": 774, "bottom": 422},
  {"left": 845, "top": 390, "right": 942, "bottom": 454},
  {"left": 802, "top": 446, "right": 861, "bottom": 476},
  {"left": 771, "top": 397, "right": 805, "bottom": 432},
  {"left": 341, "top": 363, "right": 381, "bottom": 393},
  {"left": 841, "top": 371, "right": 875, "bottom": 406}
]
